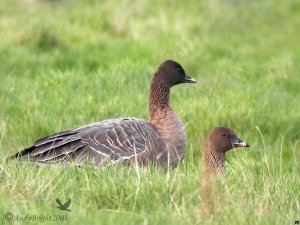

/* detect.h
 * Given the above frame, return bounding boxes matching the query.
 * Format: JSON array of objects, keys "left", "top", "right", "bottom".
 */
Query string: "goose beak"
[
  {"left": 233, "top": 138, "right": 250, "bottom": 148},
  {"left": 183, "top": 74, "right": 197, "bottom": 83}
]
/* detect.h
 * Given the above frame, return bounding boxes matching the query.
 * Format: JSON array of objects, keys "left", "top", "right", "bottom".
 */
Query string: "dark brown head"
[
  {"left": 207, "top": 127, "right": 249, "bottom": 153},
  {"left": 153, "top": 60, "right": 196, "bottom": 87}
]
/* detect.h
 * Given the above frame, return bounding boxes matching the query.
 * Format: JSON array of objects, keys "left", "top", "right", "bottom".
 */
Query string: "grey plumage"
[{"left": 8, "top": 60, "right": 196, "bottom": 167}]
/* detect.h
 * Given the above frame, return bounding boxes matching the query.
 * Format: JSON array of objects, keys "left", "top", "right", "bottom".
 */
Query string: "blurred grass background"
[{"left": 0, "top": 0, "right": 299, "bottom": 224}]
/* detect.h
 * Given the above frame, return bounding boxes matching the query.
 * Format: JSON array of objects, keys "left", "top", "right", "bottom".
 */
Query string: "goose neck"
[
  {"left": 149, "top": 80, "right": 171, "bottom": 121},
  {"left": 204, "top": 145, "right": 226, "bottom": 176}
]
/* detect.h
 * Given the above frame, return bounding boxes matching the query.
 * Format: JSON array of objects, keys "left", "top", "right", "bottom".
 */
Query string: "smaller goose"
[
  {"left": 200, "top": 127, "right": 249, "bottom": 215},
  {"left": 203, "top": 127, "right": 249, "bottom": 176}
]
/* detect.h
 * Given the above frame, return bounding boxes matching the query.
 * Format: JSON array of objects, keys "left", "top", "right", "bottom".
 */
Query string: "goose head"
[{"left": 154, "top": 60, "right": 197, "bottom": 87}]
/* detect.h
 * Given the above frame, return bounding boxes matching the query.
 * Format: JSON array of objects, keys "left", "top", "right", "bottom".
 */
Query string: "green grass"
[{"left": 0, "top": 0, "right": 299, "bottom": 224}]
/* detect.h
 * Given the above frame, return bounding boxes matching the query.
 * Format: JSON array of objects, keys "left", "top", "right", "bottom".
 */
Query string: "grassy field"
[{"left": 0, "top": 0, "right": 299, "bottom": 224}]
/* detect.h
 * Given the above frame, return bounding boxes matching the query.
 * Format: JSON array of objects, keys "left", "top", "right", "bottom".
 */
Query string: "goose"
[
  {"left": 200, "top": 127, "right": 249, "bottom": 215},
  {"left": 7, "top": 60, "right": 196, "bottom": 167},
  {"left": 203, "top": 127, "right": 249, "bottom": 176}
]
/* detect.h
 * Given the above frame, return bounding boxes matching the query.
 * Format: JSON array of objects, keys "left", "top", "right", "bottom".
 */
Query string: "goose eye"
[
  {"left": 176, "top": 67, "right": 182, "bottom": 72},
  {"left": 221, "top": 133, "right": 226, "bottom": 137}
]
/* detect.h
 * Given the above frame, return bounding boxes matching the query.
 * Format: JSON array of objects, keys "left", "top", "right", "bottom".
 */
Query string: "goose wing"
[{"left": 8, "top": 118, "right": 163, "bottom": 166}]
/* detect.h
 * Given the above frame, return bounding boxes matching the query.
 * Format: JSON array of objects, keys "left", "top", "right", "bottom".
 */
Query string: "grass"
[{"left": 0, "top": 0, "right": 299, "bottom": 224}]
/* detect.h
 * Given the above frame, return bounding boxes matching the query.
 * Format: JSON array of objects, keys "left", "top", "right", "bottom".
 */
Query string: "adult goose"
[
  {"left": 8, "top": 60, "right": 196, "bottom": 167},
  {"left": 200, "top": 127, "right": 249, "bottom": 215}
]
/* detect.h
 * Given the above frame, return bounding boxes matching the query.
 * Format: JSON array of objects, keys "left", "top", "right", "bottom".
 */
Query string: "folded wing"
[{"left": 9, "top": 118, "right": 164, "bottom": 166}]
